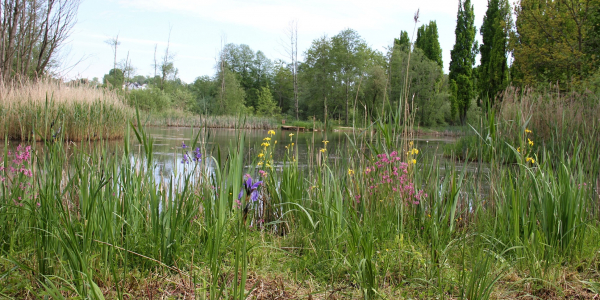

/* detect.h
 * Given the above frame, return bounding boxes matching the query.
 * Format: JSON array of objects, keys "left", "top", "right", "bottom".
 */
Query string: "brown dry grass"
[
  {"left": 0, "top": 79, "right": 132, "bottom": 141},
  {"left": 498, "top": 85, "right": 600, "bottom": 141}
]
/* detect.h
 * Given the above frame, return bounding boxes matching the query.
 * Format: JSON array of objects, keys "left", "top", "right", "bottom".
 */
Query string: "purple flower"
[
  {"left": 238, "top": 174, "right": 263, "bottom": 202},
  {"left": 181, "top": 152, "right": 189, "bottom": 164},
  {"left": 181, "top": 141, "right": 187, "bottom": 149},
  {"left": 193, "top": 147, "right": 202, "bottom": 162}
]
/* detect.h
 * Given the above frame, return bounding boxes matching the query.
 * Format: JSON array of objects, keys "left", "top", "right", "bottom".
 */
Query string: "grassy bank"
[
  {"left": 1, "top": 105, "right": 599, "bottom": 299},
  {"left": 0, "top": 80, "right": 132, "bottom": 141}
]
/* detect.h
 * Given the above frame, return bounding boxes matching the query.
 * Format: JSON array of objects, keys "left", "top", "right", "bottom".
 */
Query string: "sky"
[{"left": 62, "top": 0, "right": 490, "bottom": 83}]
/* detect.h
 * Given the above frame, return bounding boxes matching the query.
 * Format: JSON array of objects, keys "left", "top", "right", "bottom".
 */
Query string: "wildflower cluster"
[
  {"left": 1, "top": 144, "right": 35, "bottom": 207},
  {"left": 180, "top": 142, "right": 202, "bottom": 165},
  {"left": 320, "top": 140, "right": 328, "bottom": 153},
  {"left": 517, "top": 128, "right": 536, "bottom": 164},
  {"left": 363, "top": 150, "right": 427, "bottom": 205},
  {"left": 284, "top": 133, "right": 296, "bottom": 162},
  {"left": 257, "top": 130, "right": 276, "bottom": 169},
  {"left": 406, "top": 141, "right": 419, "bottom": 165}
]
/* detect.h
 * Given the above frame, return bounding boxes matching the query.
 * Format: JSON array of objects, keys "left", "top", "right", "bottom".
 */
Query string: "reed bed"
[
  {"left": 142, "top": 108, "right": 278, "bottom": 129},
  {"left": 0, "top": 79, "right": 132, "bottom": 141}
]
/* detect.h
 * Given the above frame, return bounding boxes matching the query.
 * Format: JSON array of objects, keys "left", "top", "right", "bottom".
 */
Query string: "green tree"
[
  {"left": 479, "top": 0, "right": 511, "bottom": 107},
  {"left": 449, "top": 79, "right": 458, "bottom": 120},
  {"left": 103, "top": 68, "right": 124, "bottom": 90},
  {"left": 255, "top": 85, "right": 280, "bottom": 116},
  {"left": 330, "top": 29, "right": 370, "bottom": 125},
  {"left": 449, "top": 0, "right": 477, "bottom": 124},
  {"left": 271, "top": 60, "right": 294, "bottom": 115},
  {"left": 415, "top": 21, "right": 443, "bottom": 68},
  {"left": 214, "top": 70, "right": 246, "bottom": 115},
  {"left": 299, "top": 36, "right": 334, "bottom": 121},
  {"left": 389, "top": 30, "right": 416, "bottom": 113},
  {"left": 512, "top": 0, "right": 600, "bottom": 86},
  {"left": 190, "top": 75, "right": 217, "bottom": 115},
  {"left": 390, "top": 47, "right": 447, "bottom": 126},
  {"left": 394, "top": 31, "right": 411, "bottom": 51}
]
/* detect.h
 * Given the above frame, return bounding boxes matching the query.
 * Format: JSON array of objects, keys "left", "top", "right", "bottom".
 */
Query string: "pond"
[{"left": 1, "top": 127, "right": 487, "bottom": 182}]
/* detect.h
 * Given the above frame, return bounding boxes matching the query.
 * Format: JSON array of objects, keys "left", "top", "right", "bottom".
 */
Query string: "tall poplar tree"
[
  {"left": 449, "top": 0, "right": 477, "bottom": 124},
  {"left": 415, "top": 21, "right": 443, "bottom": 69},
  {"left": 478, "top": 0, "right": 511, "bottom": 107}
]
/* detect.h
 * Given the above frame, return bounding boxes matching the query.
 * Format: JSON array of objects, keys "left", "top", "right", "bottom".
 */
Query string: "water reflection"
[{"left": 1, "top": 127, "right": 469, "bottom": 180}]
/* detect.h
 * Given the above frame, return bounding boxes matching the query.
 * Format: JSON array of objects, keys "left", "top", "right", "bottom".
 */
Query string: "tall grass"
[
  {"left": 1, "top": 68, "right": 599, "bottom": 300},
  {"left": 141, "top": 108, "right": 278, "bottom": 129},
  {"left": 0, "top": 79, "right": 132, "bottom": 141},
  {"left": 1, "top": 109, "right": 598, "bottom": 298}
]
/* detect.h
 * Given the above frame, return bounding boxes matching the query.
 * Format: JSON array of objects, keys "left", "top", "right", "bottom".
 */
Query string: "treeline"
[
  {"left": 115, "top": 0, "right": 599, "bottom": 126},
  {"left": 111, "top": 26, "right": 452, "bottom": 126},
  {"left": 3, "top": 0, "right": 599, "bottom": 127}
]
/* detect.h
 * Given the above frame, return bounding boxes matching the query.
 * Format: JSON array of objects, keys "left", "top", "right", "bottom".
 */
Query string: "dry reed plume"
[{"left": 0, "top": 79, "right": 132, "bottom": 141}]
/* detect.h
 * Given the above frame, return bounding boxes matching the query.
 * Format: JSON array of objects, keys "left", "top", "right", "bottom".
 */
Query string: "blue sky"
[{"left": 63, "top": 0, "right": 490, "bottom": 83}]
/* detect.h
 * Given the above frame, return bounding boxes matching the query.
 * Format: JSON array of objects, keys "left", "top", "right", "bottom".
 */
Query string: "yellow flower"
[
  {"left": 409, "top": 159, "right": 416, "bottom": 164},
  {"left": 258, "top": 153, "right": 264, "bottom": 158},
  {"left": 274, "top": 140, "right": 277, "bottom": 144},
  {"left": 517, "top": 147, "right": 521, "bottom": 153},
  {"left": 323, "top": 140, "right": 329, "bottom": 145},
  {"left": 409, "top": 141, "right": 414, "bottom": 147},
  {"left": 261, "top": 142, "right": 270, "bottom": 147},
  {"left": 320, "top": 148, "right": 326, "bottom": 153},
  {"left": 525, "top": 128, "right": 532, "bottom": 134},
  {"left": 266, "top": 163, "right": 271, "bottom": 167},
  {"left": 291, "top": 143, "right": 294, "bottom": 146},
  {"left": 410, "top": 148, "right": 419, "bottom": 155},
  {"left": 257, "top": 162, "right": 263, "bottom": 166},
  {"left": 263, "top": 137, "right": 271, "bottom": 141},
  {"left": 348, "top": 169, "right": 354, "bottom": 176},
  {"left": 268, "top": 130, "right": 276, "bottom": 135},
  {"left": 285, "top": 146, "right": 288, "bottom": 149},
  {"left": 526, "top": 157, "right": 535, "bottom": 164},
  {"left": 528, "top": 138, "right": 534, "bottom": 147},
  {"left": 289, "top": 133, "right": 294, "bottom": 137}
]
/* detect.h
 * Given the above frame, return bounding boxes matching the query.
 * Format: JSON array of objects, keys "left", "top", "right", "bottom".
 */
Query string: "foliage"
[
  {"left": 511, "top": 0, "right": 600, "bottom": 86},
  {"left": 449, "top": 0, "right": 478, "bottom": 124},
  {"left": 103, "top": 68, "right": 124, "bottom": 90},
  {"left": 389, "top": 47, "right": 448, "bottom": 126},
  {"left": 126, "top": 87, "right": 171, "bottom": 111},
  {"left": 478, "top": 0, "right": 511, "bottom": 107},
  {"left": 214, "top": 70, "right": 247, "bottom": 115},
  {"left": 415, "top": 21, "right": 443, "bottom": 69},
  {"left": 255, "top": 85, "right": 280, "bottom": 117}
]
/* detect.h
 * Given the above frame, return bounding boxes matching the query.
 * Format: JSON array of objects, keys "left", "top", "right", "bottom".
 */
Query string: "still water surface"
[{"left": 2, "top": 127, "right": 484, "bottom": 180}]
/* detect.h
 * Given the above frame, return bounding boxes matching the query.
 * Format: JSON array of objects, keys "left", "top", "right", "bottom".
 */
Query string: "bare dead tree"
[
  {"left": 153, "top": 43, "right": 157, "bottom": 78},
  {"left": 160, "top": 26, "right": 175, "bottom": 90},
  {"left": 104, "top": 34, "right": 120, "bottom": 71},
  {"left": 0, "top": 0, "right": 80, "bottom": 81},
  {"left": 285, "top": 20, "right": 299, "bottom": 120},
  {"left": 219, "top": 35, "right": 227, "bottom": 109}
]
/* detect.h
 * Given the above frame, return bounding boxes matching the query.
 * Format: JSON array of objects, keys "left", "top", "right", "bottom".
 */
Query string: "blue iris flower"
[
  {"left": 181, "top": 152, "right": 189, "bottom": 164},
  {"left": 193, "top": 147, "right": 202, "bottom": 162},
  {"left": 238, "top": 176, "right": 263, "bottom": 202}
]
